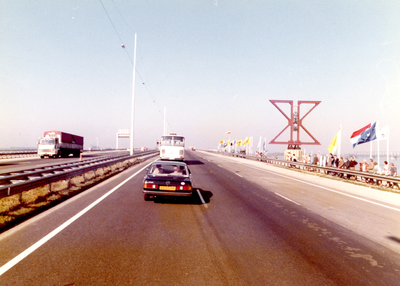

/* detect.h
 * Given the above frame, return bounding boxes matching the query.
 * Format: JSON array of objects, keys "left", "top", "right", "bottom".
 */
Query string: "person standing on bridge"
[
  {"left": 383, "top": 161, "right": 390, "bottom": 175},
  {"left": 367, "top": 159, "right": 374, "bottom": 173},
  {"left": 382, "top": 161, "right": 390, "bottom": 187},
  {"left": 312, "top": 154, "right": 318, "bottom": 172},
  {"left": 331, "top": 155, "right": 339, "bottom": 176},
  {"left": 338, "top": 157, "right": 344, "bottom": 168},
  {"left": 373, "top": 162, "right": 382, "bottom": 186},
  {"left": 349, "top": 156, "right": 358, "bottom": 169},
  {"left": 333, "top": 155, "right": 339, "bottom": 167},
  {"left": 366, "top": 158, "right": 374, "bottom": 183},
  {"left": 389, "top": 163, "right": 397, "bottom": 177},
  {"left": 337, "top": 157, "right": 345, "bottom": 178},
  {"left": 388, "top": 163, "right": 398, "bottom": 189},
  {"left": 360, "top": 159, "right": 369, "bottom": 171},
  {"left": 342, "top": 158, "right": 350, "bottom": 179},
  {"left": 326, "top": 153, "right": 333, "bottom": 174},
  {"left": 348, "top": 156, "right": 358, "bottom": 180},
  {"left": 360, "top": 159, "right": 369, "bottom": 182}
]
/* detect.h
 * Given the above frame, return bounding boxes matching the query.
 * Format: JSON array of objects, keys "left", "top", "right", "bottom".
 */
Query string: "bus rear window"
[{"left": 161, "top": 136, "right": 184, "bottom": 146}]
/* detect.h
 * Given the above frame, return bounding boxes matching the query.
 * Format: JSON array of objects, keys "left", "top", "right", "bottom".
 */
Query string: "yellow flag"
[
  {"left": 328, "top": 132, "right": 338, "bottom": 154},
  {"left": 236, "top": 140, "right": 242, "bottom": 146},
  {"left": 243, "top": 137, "right": 250, "bottom": 146},
  {"left": 226, "top": 140, "right": 230, "bottom": 146},
  {"left": 219, "top": 140, "right": 224, "bottom": 145}
]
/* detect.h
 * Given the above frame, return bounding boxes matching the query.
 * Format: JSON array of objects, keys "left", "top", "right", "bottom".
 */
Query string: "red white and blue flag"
[{"left": 350, "top": 122, "right": 377, "bottom": 148}]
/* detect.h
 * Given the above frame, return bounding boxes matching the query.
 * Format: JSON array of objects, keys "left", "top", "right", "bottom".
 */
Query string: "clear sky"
[{"left": 1, "top": 0, "right": 399, "bottom": 155}]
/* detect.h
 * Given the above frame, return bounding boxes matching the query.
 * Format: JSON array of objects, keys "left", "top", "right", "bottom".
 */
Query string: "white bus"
[{"left": 160, "top": 134, "right": 185, "bottom": 161}]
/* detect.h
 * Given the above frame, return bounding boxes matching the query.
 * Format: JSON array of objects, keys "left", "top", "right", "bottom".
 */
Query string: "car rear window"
[{"left": 149, "top": 164, "right": 188, "bottom": 176}]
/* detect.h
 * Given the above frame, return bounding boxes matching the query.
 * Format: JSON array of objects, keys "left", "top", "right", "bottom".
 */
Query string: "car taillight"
[
  {"left": 176, "top": 186, "right": 192, "bottom": 191},
  {"left": 144, "top": 183, "right": 158, "bottom": 189}
]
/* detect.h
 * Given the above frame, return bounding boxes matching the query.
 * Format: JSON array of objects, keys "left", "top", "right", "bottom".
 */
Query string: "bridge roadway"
[{"left": 0, "top": 150, "right": 399, "bottom": 285}]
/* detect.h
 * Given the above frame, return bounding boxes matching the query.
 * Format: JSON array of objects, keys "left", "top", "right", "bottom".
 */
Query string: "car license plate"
[{"left": 159, "top": 186, "right": 176, "bottom": 191}]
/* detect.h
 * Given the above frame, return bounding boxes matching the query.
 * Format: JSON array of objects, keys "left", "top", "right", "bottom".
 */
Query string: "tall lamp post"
[{"left": 130, "top": 33, "right": 137, "bottom": 156}]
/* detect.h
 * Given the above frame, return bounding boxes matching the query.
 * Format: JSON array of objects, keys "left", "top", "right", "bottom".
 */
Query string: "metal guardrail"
[
  {"left": 0, "top": 150, "right": 158, "bottom": 199},
  {"left": 0, "top": 150, "right": 38, "bottom": 159},
  {"left": 211, "top": 151, "right": 400, "bottom": 187},
  {"left": 0, "top": 148, "right": 145, "bottom": 159}
]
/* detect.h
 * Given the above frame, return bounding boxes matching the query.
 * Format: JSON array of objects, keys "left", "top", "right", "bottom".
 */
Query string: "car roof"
[{"left": 152, "top": 161, "right": 187, "bottom": 166}]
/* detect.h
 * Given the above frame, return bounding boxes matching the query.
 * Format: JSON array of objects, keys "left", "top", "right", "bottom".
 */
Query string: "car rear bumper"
[{"left": 143, "top": 190, "right": 192, "bottom": 197}]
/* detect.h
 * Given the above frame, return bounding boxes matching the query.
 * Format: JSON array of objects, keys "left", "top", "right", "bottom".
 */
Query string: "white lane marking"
[
  {"left": 0, "top": 163, "right": 152, "bottom": 277},
  {"left": 218, "top": 165, "right": 222, "bottom": 168},
  {"left": 196, "top": 189, "right": 208, "bottom": 208},
  {"left": 275, "top": 192, "right": 301, "bottom": 205},
  {"left": 236, "top": 173, "right": 243, "bottom": 177},
  {"left": 245, "top": 165, "right": 400, "bottom": 213}
]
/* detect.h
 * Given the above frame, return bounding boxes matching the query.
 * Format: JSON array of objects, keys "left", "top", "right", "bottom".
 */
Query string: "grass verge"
[{"left": 0, "top": 158, "right": 142, "bottom": 234}]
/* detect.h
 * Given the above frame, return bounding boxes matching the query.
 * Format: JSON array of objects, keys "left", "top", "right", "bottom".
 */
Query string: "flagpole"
[
  {"left": 387, "top": 126, "right": 389, "bottom": 164},
  {"left": 130, "top": 33, "right": 137, "bottom": 156},
  {"left": 370, "top": 141, "right": 372, "bottom": 160},
  {"left": 264, "top": 137, "right": 267, "bottom": 155},
  {"left": 229, "top": 133, "right": 231, "bottom": 153},
  {"left": 338, "top": 124, "right": 342, "bottom": 158},
  {"left": 377, "top": 121, "right": 380, "bottom": 166},
  {"left": 249, "top": 137, "right": 251, "bottom": 155}
]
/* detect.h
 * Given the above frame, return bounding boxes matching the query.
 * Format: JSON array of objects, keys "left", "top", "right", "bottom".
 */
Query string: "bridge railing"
[
  {"left": 0, "top": 150, "right": 158, "bottom": 200},
  {"left": 0, "top": 150, "right": 38, "bottom": 159},
  {"left": 0, "top": 148, "right": 146, "bottom": 159},
  {"left": 211, "top": 151, "right": 400, "bottom": 187}
]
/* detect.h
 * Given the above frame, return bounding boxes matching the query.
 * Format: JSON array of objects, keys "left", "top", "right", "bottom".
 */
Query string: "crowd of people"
[{"left": 284, "top": 152, "right": 398, "bottom": 189}]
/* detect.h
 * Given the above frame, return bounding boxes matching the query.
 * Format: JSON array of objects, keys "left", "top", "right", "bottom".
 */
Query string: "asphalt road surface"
[{"left": 0, "top": 150, "right": 399, "bottom": 285}]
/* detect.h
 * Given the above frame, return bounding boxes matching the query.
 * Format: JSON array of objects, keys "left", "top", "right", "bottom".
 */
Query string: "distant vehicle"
[
  {"left": 37, "top": 131, "right": 84, "bottom": 158},
  {"left": 159, "top": 133, "right": 185, "bottom": 161},
  {"left": 143, "top": 161, "right": 192, "bottom": 201},
  {"left": 191, "top": 146, "right": 196, "bottom": 151}
]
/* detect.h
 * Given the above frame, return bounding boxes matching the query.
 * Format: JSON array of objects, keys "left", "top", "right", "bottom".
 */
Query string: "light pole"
[
  {"left": 130, "top": 33, "right": 137, "bottom": 156},
  {"left": 96, "top": 137, "right": 98, "bottom": 150}
]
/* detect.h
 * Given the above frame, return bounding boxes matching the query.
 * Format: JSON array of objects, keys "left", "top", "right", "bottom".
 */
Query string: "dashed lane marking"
[
  {"left": 196, "top": 188, "right": 208, "bottom": 208},
  {"left": 275, "top": 192, "right": 301, "bottom": 205}
]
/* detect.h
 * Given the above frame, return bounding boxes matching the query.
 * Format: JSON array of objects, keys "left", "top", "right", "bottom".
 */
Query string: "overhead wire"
[
  {"left": 99, "top": 0, "right": 132, "bottom": 62},
  {"left": 98, "top": 0, "right": 174, "bottom": 133}
]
